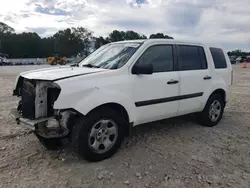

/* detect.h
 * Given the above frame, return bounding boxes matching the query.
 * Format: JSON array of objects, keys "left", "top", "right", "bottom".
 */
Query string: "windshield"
[{"left": 79, "top": 42, "right": 142, "bottom": 69}]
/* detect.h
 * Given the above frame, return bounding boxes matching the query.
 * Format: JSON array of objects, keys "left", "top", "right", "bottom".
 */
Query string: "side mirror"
[{"left": 132, "top": 63, "right": 153, "bottom": 75}]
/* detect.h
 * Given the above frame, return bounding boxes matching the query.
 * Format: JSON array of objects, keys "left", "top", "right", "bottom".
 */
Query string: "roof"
[
  {"left": 113, "top": 39, "right": 223, "bottom": 49},
  {"left": 113, "top": 39, "right": 146, "bottom": 44}
]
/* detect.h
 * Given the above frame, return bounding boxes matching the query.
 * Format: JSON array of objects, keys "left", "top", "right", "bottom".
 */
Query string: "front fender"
[{"left": 54, "top": 87, "right": 135, "bottom": 123}]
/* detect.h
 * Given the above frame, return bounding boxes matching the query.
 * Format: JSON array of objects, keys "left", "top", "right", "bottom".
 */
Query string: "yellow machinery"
[{"left": 47, "top": 54, "right": 67, "bottom": 65}]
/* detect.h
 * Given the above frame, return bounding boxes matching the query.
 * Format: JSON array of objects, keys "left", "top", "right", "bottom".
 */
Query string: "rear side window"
[
  {"left": 210, "top": 47, "right": 227, "bottom": 69},
  {"left": 136, "top": 45, "right": 174, "bottom": 73},
  {"left": 178, "top": 45, "right": 207, "bottom": 70}
]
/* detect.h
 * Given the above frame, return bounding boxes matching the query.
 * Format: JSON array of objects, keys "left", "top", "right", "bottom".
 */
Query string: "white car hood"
[{"left": 19, "top": 66, "right": 107, "bottom": 81}]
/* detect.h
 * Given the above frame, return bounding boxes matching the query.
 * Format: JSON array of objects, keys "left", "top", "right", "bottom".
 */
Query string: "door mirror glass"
[{"left": 132, "top": 63, "right": 153, "bottom": 75}]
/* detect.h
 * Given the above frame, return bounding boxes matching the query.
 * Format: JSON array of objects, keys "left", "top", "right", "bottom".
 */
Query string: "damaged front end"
[{"left": 11, "top": 76, "right": 74, "bottom": 138}]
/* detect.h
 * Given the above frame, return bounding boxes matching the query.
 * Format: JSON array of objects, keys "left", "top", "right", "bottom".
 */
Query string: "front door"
[{"left": 130, "top": 44, "right": 180, "bottom": 125}]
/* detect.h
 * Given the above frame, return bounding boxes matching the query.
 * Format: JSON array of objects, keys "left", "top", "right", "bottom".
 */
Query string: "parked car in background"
[
  {"left": 247, "top": 56, "right": 250, "bottom": 62},
  {"left": 236, "top": 56, "right": 247, "bottom": 63},
  {"left": 0, "top": 56, "right": 11, "bottom": 65},
  {"left": 241, "top": 56, "right": 247, "bottom": 62},
  {"left": 0, "top": 57, "right": 3, "bottom": 66},
  {"left": 11, "top": 39, "right": 233, "bottom": 162},
  {"left": 229, "top": 56, "right": 237, "bottom": 64},
  {"left": 14, "top": 62, "right": 23, "bottom": 66}
]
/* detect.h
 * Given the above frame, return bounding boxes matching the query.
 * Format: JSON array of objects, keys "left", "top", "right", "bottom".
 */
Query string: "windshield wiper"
[{"left": 82, "top": 64, "right": 100, "bottom": 68}]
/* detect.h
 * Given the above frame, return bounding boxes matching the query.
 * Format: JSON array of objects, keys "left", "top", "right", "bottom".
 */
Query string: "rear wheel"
[
  {"left": 197, "top": 94, "right": 225, "bottom": 127},
  {"left": 71, "top": 108, "right": 125, "bottom": 162}
]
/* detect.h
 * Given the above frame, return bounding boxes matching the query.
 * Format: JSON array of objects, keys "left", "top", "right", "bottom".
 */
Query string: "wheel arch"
[
  {"left": 210, "top": 89, "right": 226, "bottom": 103},
  {"left": 201, "top": 88, "right": 227, "bottom": 112},
  {"left": 85, "top": 102, "right": 132, "bottom": 137}
]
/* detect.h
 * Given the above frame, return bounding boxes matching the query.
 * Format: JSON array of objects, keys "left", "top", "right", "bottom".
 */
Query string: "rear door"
[{"left": 177, "top": 45, "right": 212, "bottom": 115}]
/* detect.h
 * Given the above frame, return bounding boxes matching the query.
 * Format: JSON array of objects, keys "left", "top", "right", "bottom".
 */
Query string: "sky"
[{"left": 0, "top": 0, "right": 249, "bottom": 51}]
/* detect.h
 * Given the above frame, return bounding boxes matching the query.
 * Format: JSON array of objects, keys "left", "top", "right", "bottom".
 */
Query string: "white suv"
[{"left": 11, "top": 39, "right": 232, "bottom": 161}]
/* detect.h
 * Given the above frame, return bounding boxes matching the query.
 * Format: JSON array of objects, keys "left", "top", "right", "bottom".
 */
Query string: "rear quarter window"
[{"left": 210, "top": 47, "right": 227, "bottom": 69}]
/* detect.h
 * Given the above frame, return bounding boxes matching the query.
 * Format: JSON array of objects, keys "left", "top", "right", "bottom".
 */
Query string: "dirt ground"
[{"left": 0, "top": 64, "right": 250, "bottom": 188}]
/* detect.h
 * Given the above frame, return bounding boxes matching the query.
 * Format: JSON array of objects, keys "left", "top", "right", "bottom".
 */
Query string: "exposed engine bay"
[
  {"left": 14, "top": 77, "right": 61, "bottom": 119},
  {"left": 12, "top": 77, "right": 76, "bottom": 138}
]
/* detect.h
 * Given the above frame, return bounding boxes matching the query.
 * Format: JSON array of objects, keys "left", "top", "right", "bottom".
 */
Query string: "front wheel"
[
  {"left": 71, "top": 108, "right": 125, "bottom": 162},
  {"left": 197, "top": 94, "right": 225, "bottom": 127}
]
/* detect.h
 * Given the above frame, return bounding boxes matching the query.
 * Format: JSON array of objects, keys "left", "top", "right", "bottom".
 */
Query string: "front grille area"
[
  {"left": 47, "top": 88, "right": 61, "bottom": 116},
  {"left": 21, "top": 79, "right": 36, "bottom": 119}
]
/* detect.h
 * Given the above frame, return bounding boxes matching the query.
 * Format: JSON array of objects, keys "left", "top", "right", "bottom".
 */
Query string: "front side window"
[
  {"left": 135, "top": 45, "right": 174, "bottom": 73},
  {"left": 178, "top": 45, "right": 207, "bottom": 71},
  {"left": 210, "top": 47, "right": 227, "bottom": 69},
  {"left": 79, "top": 43, "right": 141, "bottom": 69}
]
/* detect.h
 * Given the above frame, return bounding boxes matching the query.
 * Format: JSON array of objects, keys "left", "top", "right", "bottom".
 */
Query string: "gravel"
[{"left": 0, "top": 64, "right": 250, "bottom": 188}]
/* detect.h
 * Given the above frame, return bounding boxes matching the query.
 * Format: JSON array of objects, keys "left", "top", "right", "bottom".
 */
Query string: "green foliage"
[
  {"left": 5, "top": 22, "right": 247, "bottom": 58},
  {"left": 0, "top": 22, "right": 15, "bottom": 34},
  {"left": 0, "top": 22, "right": 177, "bottom": 58},
  {"left": 53, "top": 27, "right": 89, "bottom": 57},
  {"left": 0, "top": 26, "right": 93, "bottom": 58},
  {"left": 227, "top": 49, "right": 250, "bottom": 57},
  {"left": 1, "top": 32, "right": 42, "bottom": 58},
  {"left": 149, "top": 33, "right": 173, "bottom": 39},
  {"left": 2, "top": 22, "right": 249, "bottom": 59},
  {"left": 108, "top": 30, "right": 148, "bottom": 42},
  {"left": 94, "top": 36, "right": 110, "bottom": 49}
]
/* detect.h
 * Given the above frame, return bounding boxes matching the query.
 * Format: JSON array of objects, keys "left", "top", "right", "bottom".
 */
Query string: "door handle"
[
  {"left": 203, "top": 76, "right": 212, "bottom": 80},
  {"left": 167, "top": 80, "right": 179, "bottom": 84}
]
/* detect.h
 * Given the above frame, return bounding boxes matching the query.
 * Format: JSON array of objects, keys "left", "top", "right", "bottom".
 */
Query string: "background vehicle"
[
  {"left": 229, "top": 56, "right": 237, "bottom": 64},
  {"left": 0, "top": 55, "right": 11, "bottom": 66},
  {"left": 0, "top": 57, "right": 3, "bottom": 66},
  {"left": 11, "top": 39, "right": 232, "bottom": 162},
  {"left": 247, "top": 56, "right": 250, "bottom": 62},
  {"left": 47, "top": 54, "right": 67, "bottom": 65},
  {"left": 236, "top": 56, "right": 247, "bottom": 63}
]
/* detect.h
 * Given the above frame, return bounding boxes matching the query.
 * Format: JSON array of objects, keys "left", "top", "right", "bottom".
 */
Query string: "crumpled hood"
[{"left": 19, "top": 66, "right": 107, "bottom": 81}]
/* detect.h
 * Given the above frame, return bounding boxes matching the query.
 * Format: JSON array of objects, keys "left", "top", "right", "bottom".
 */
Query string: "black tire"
[
  {"left": 36, "top": 134, "right": 63, "bottom": 150},
  {"left": 197, "top": 94, "right": 225, "bottom": 127},
  {"left": 71, "top": 107, "right": 125, "bottom": 162}
]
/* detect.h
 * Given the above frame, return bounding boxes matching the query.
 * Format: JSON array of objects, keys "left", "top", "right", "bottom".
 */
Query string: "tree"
[
  {"left": 17, "top": 32, "right": 42, "bottom": 58},
  {"left": 40, "top": 37, "right": 54, "bottom": 57},
  {"left": 94, "top": 30, "right": 146, "bottom": 50},
  {"left": 5, "top": 21, "right": 248, "bottom": 60},
  {"left": 94, "top": 36, "right": 110, "bottom": 49},
  {"left": 53, "top": 27, "right": 93, "bottom": 57},
  {"left": 109, "top": 30, "right": 125, "bottom": 42},
  {"left": 149, "top": 33, "right": 173, "bottom": 39},
  {"left": 0, "top": 22, "right": 15, "bottom": 34},
  {"left": 124, "top": 30, "right": 147, "bottom": 40},
  {"left": 0, "top": 22, "right": 15, "bottom": 52},
  {"left": 228, "top": 49, "right": 250, "bottom": 57},
  {"left": 73, "top": 27, "right": 93, "bottom": 56},
  {"left": 1, "top": 32, "right": 43, "bottom": 58},
  {"left": 107, "top": 30, "right": 147, "bottom": 43}
]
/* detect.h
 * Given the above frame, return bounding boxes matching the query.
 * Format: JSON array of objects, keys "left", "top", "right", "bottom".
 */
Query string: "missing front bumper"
[
  {"left": 10, "top": 108, "right": 69, "bottom": 138},
  {"left": 10, "top": 108, "right": 52, "bottom": 131}
]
